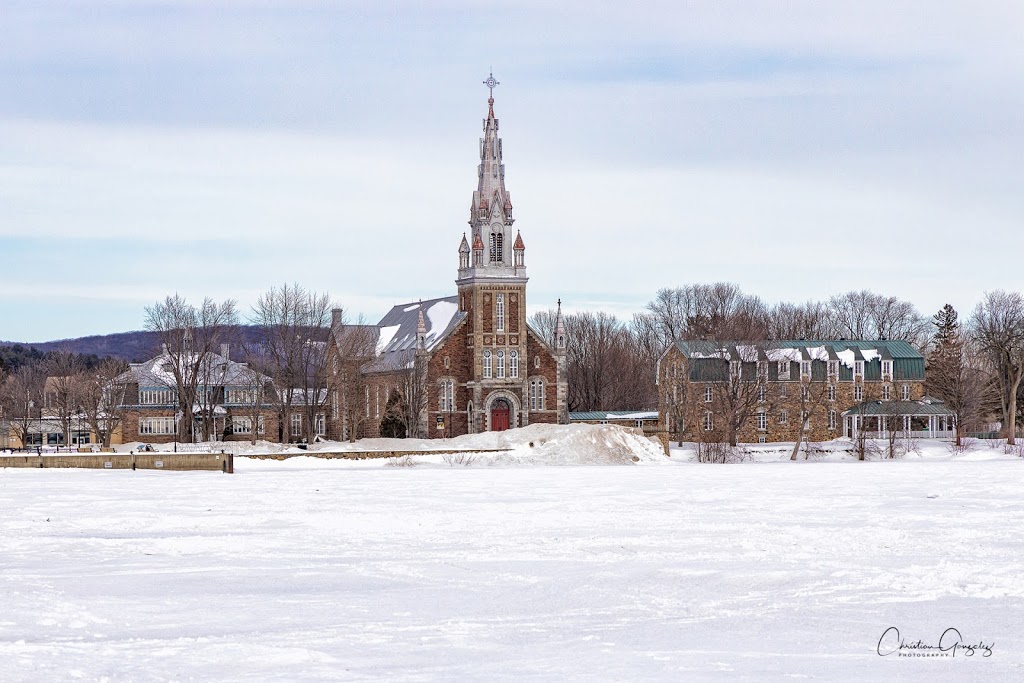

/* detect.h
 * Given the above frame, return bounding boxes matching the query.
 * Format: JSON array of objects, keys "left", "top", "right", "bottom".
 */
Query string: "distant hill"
[{"left": 1, "top": 326, "right": 267, "bottom": 365}]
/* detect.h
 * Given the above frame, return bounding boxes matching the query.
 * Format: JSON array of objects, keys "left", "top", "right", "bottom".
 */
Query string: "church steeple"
[{"left": 457, "top": 72, "right": 525, "bottom": 284}]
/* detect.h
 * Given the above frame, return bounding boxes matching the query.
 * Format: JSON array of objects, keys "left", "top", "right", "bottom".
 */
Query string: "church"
[{"left": 327, "top": 76, "right": 568, "bottom": 439}]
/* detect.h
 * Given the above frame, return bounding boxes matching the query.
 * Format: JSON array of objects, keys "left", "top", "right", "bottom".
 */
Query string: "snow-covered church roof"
[{"left": 362, "top": 296, "right": 466, "bottom": 373}]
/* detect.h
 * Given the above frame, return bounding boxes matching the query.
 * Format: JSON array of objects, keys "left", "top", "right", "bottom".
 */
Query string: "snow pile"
[{"left": 441, "top": 423, "right": 667, "bottom": 466}]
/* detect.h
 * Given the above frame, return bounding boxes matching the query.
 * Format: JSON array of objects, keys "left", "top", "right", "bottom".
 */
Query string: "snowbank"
[{"left": 234, "top": 424, "right": 668, "bottom": 467}]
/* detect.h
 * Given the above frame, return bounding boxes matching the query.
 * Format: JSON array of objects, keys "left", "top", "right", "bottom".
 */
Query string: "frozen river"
[{"left": 1, "top": 456, "right": 1021, "bottom": 680}]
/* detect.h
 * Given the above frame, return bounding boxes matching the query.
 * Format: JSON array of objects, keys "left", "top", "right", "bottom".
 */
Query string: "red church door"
[{"left": 491, "top": 399, "right": 511, "bottom": 431}]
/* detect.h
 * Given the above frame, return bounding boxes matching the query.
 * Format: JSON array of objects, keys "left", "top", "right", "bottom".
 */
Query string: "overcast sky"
[{"left": 2, "top": 1, "right": 1022, "bottom": 342}]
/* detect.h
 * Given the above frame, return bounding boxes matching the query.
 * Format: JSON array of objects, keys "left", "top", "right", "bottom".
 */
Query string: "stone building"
[
  {"left": 325, "top": 79, "right": 567, "bottom": 440},
  {"left": 116, "top": 344, "right": 278, "bottom": 444},
  {"left": 657, "top": 340, "right": 954, "bottom": 444}
]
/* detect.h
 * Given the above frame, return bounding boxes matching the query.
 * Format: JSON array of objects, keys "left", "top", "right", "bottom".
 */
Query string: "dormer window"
[
  {"left": 800, "top": 361, "right": 811, "bottom": 378},
  {"left": 827, "top": 360, "right": 838, "bottom": 377},
  {"left": 881, "top": 360, "right": 893, "bottom": 379},
  {"left": 730, "top": 360, "right": 741, "bottom": 378},
  {"left": 854, "top": 360, "right": 864, "bottom": 379},
  {"left": 778, "top": 361, "right": 790, "bottom": 380}
]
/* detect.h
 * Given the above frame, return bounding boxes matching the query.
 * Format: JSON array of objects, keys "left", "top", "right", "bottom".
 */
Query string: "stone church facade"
[{"left": 327, "top": 82, "right": 568, "bottom": 440}]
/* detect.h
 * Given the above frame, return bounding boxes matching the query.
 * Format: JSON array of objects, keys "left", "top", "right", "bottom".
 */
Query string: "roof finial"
[{"left": 483, "top": 69, "right": 499, "bottom": 100}]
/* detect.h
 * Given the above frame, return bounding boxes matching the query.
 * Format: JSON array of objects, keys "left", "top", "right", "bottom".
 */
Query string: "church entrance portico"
[{"left": 484, "top": 392, "right": 520, "bottom": 432}]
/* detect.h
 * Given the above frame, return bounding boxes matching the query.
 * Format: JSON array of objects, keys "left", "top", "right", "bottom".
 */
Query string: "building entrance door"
[{"left": 490, "top": 398, "right": 511, "bottom": 431}]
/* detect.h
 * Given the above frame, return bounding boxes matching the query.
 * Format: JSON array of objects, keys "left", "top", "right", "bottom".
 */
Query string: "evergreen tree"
[{"left": 379, "top": 388, "right": 408, "bottom": 439}]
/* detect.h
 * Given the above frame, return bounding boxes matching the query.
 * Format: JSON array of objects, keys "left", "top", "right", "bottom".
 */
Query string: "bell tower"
[{"left": 456, "top": 73, "right": 530, "bottom": 428}]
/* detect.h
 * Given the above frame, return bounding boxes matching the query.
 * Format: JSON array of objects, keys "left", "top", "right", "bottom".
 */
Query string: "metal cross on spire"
[{"left": 483, "top": 70, "right": 500, "bottom": 98}]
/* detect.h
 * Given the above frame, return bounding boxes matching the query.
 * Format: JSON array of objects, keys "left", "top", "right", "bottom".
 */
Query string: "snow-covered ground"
[{"left": 2, "top": 435, "right": 1022, "bottom": 679}]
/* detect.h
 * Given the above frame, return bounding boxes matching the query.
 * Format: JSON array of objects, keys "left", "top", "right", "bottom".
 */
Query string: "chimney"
[
  {"left": 332, "top": 308, "right": 344, "bottom": 328},
  {"left": 220, "top": 343, "right": 230, "bottom": 360}
]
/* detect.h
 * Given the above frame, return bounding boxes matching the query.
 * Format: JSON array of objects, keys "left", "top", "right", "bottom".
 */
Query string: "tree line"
[{"left": 6, "top": 281, "right": 1024, "bottom": 446}]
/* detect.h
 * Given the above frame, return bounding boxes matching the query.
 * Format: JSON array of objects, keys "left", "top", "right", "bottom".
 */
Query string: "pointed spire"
[
  {"left": 554, "top": 299, "right": 566, "bottom": 352},
  {"left": 513, "top": 231, "right": 524, "bottom": 250},
  {"left": 459, "top": 233, "right": 470, "bottom": 253},
  {"left": 416, "top": 305, "right": 427, "bottom": 350}
]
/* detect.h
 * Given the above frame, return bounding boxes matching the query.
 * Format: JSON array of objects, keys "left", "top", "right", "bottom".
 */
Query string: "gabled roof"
[{"left": 361, "top": 296, "right": 466, "bottom": 374}]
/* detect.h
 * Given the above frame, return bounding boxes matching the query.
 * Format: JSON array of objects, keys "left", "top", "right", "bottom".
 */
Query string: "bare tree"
[
  {"left": 0, "top": 364, "right": 45, "bottom": 448},
  {"left": 44, "top": 350, "right": 86, "bottom": 447},
  {"left": 644, "top": 283, "right": 770, "bottom": 344},
  {"left": 695, "top": 347, "right": 762, "bottom": 447},
  {"left": 144, "top": 294, "right": 239, "bottom": 442},
  {"left": 827, "top": 290, "right": 929, "bottom": 349},
  {"left": 251, "top": 284, "right": 340, "bottom": 442},
  {"left": 79, "top": 358, "right": 129, "bottom": 448},
  {"left": 789, "top": 374, "right": 831, "bottom": 461},
  {"left": 970, "top": 290, "right": 1024, "bottom": 445}
]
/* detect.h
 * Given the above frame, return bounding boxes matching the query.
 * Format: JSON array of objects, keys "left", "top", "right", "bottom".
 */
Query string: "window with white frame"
[
  {"left": 497, "top": 350, "right": 505, "bottom": 378},
  {"left": 854, "top": 360, "right": 864, "bottom": 378},
  {"left": 828, "top": 360, "right": 838, "bottom": 377},
  {"left": 139, "top": 417, "right": 176, "bottom": 435},
  {"left": 510, "top": 350, "right": 519, "bottom": 378},
  {"left": 828, "top": 409, "right": 837, "bottom": 430},
  {"left": 290, "top": 413, "right": 302, "bottom": 437},
  {"left": 801, "top": 361, "right": 811, "bottom": 378},
  {"left": 439, "top": 380, "right": 454, "bottom": 412},
  {"left": 756, "top": 411, "right": 767, "bottom": 431},
  {"left": 881, "top": 360, "right": 892, "bottom": 378},
  {"left": 534, "top": 355, "right": 540, "bottom": 369},
  {"left": 496, "top": 293, "right": 505, "bottom": 331},
  {"left": 778, "top": 361, "right": 790, "bottom": 379},
  {"left": 139, "top": 387, "right": 176, "bottom": 405},
  {"left": 315, "top": 413, "right": 325, "bottom": 436},
  {"left": 854, "top": 385, "right": 863, "bottom": 401},
  {"left": 779, "top": 383, "right": 788, "bottom": 398},
  {"left": 703, "top": 411, "right": 714, "bottom": 431},
  {"left": 703, "top": 386, "right": 713, "bottom": 402},
  {"left": 779, "top": 409, "right": 788, "bottom": 425},
  {"left": 828, "top": 384, "right": 836, "bottom": 401},
  {"left": 757, "top": 385, "right": 766, "bottom": 402},
  {"left": 232, "top": 417, "right": 253, "bottom": 434},
  {"left": 224, "top": 388, "right": 257, "bottom": 405},
  {"left": 882, "top": 385, "right": 891, "bottom": 401},
  {"left": 901, "top": 384, "right": 910, "bottom": 400},
  {"left": 529, "top": 379, "right": 545, "bottom": 410},
  {"left": 483, "top": 350, "right": 492, "bottom": 378}
]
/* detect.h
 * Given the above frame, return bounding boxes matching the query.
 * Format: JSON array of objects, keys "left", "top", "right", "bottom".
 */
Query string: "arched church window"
[
  {"left": 510, "top": 350, "right": 519, "bottom": 378},
  {"left": 497, "top": 350, "right": 505, "bottom": 378},
  {"left": 495, "top": 293, "right": 505, "bottom": 331},
  {"left": 529, "top": 379, "right": 545, "bottom": 410},
  {"left": 483, "top": 350, "right": 492, "bottom": 378},
  {"left": 490, "top": 232, "right": 503, "bottom": 262},
  {"left": 535, "top": 355, "right": 540, "bottom": 369}
]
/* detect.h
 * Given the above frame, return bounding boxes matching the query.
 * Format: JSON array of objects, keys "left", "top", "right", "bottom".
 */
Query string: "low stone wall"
[
  {"left": 0, "top": 452, "right": 232, "bottom": 473},
  {"left": 244, "top": 448, "right": 509, "bottom": 461}
]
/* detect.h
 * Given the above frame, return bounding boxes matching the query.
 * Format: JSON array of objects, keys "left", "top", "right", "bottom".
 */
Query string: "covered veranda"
[{"left": 843, "top": 399, "right": 956, "bottom": 440}]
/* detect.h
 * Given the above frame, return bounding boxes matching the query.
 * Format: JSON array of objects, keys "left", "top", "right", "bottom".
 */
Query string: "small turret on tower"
[{"left": 554, "top": 299, "right": 566, "bottom": 353}]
